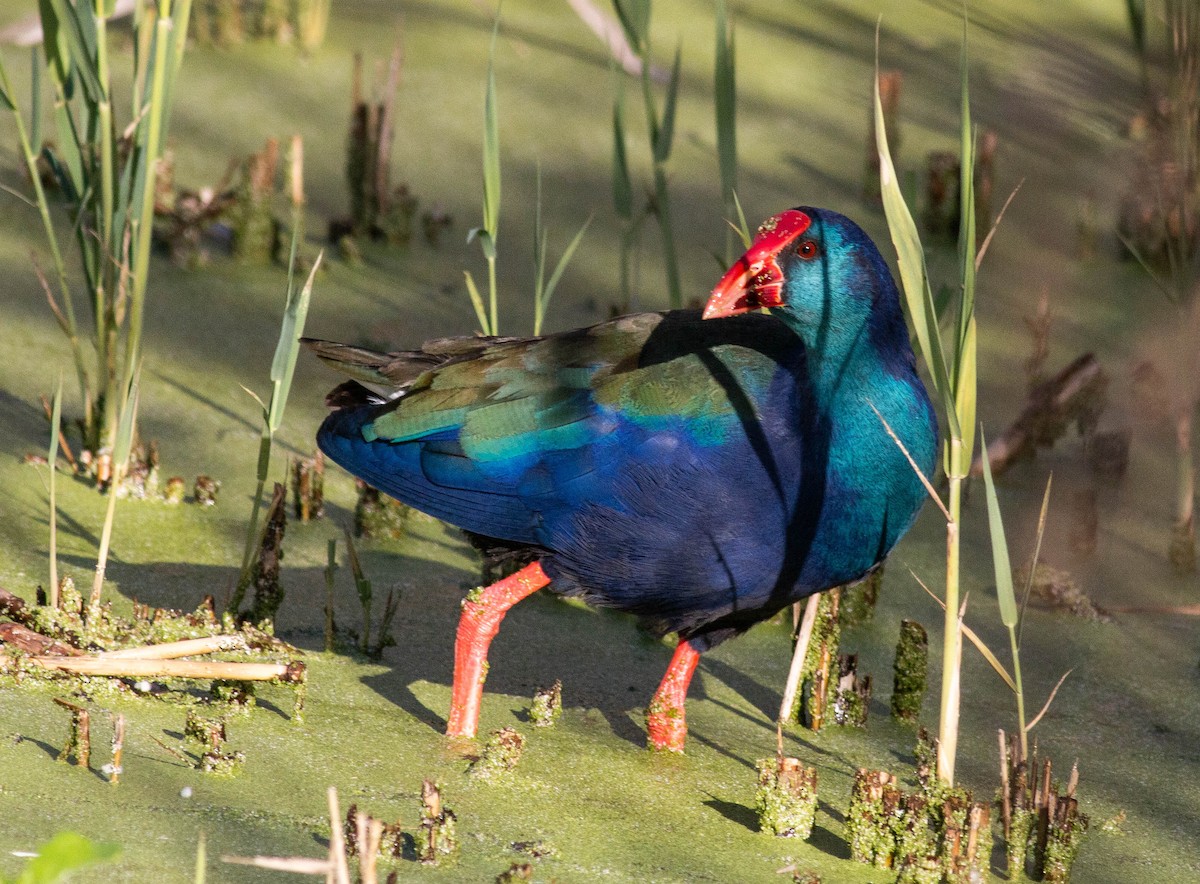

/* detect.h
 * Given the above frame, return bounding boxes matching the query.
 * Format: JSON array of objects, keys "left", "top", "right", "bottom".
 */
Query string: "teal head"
[{"left": 703, "top": 207, "right": 912, "bottom": 380}]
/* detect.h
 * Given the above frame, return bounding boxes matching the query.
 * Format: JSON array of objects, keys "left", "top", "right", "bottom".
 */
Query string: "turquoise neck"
[{"left": 773, "top": 308, "right": 883, "bottom": 406}]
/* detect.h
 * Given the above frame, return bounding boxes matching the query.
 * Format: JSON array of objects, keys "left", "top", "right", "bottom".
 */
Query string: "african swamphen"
[{"left": 309, "top": 207, "right": 937, "bottom": 752}]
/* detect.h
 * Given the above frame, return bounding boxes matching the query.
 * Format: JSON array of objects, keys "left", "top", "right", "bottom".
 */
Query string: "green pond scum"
[{"left": 0, "top": 1, "right": 1197, "bottom": 881}]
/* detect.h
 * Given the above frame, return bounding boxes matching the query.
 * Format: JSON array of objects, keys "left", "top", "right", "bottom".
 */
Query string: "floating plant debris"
[{"left": 1016, "top": 563, "right": 1111, "bottom": 622}]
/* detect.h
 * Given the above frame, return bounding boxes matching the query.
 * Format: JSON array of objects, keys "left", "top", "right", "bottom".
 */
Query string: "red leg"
[
  {"left": 446, "top": 562, "right": 551, "bottom": 738},
  {"left": 646, "top": 639, "right": 701, "bottom": 752}
]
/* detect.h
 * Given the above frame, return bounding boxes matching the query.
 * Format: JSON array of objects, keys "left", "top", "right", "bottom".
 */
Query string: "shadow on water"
[{"left": 702, "top": 794, "right": 759, "bottom": 831}]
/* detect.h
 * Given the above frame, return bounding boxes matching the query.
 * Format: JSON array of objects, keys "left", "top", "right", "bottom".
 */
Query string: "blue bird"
[{"left": 308, "top": 207, "right": 937, "bottom": 752}]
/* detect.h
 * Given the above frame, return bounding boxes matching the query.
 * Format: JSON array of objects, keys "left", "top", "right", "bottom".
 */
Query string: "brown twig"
[
  {"left": 109, "top": 713, "right": 125, "bottom": 784},
  {"left": 150, "top": 735, "right": 191, "bottom": 765},
  {"left": 7, "top": 655, "right": 304, "bottom": 682},
  {"left": 777, "top": 593, "right": 820, "bottom": 756},
  {"left": 1025, "top": 669, "right": 1073, "bottom": 733},
  {"left": 971, "top": 354, "right": 1107, "bottom": 477},
  {"left": 221, "top": 856, "right": 331, "bottom": 874},
  {"left": 0, "top": 588, "right": 33, "bottom": 623},
  {"left": 327, "top": 787, "right": 351, "bottom": 884},
  {"left": 0, "top": 622, "right": 84, "bottom": 656},
  {"left": 39, "top": 394, "right": 79, "bottom": 473},
  {"left": 96, "top": 635, "right": 249, "bottom": 659},
  {"left": 1106, "top": 603, "right": 1200, "bottom": 614}
]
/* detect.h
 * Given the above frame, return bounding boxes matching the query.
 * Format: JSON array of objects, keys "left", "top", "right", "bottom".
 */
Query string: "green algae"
[{"left": 0, "top": 1, "right": 1194, "bottom": 881}]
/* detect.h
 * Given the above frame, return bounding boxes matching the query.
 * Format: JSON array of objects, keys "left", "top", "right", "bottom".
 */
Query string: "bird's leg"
[
  {"left": 446, "top": 561, "right": 551, "bottom": 739},
  {"left": 646, "top": 639, "right": 700, "bottom": 752}
]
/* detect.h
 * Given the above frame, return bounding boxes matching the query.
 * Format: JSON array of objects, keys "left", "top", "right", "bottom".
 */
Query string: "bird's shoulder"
[{"left": 324, "top": 310, "right": 803, "bottom": 449}]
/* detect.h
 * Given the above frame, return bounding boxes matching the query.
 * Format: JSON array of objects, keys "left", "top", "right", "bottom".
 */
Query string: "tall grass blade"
[
  {"left": 38, "top": 0, "right": 71, "bottom": 89},
  {"left": 48, "top": 373, "right": 63, "bottom": 606},
  {"left": 482, "top": 18, "right": 501, "bottom": 238},
  {"left": 714, "top": 0, "right": 736, "bottom": 196},
  {"left": 980, "top": 428, "right": 1017, "bottom": 627},
  {"left": 194, "top": 831, "right": 207, "bottom": 884},
  {"left": 539, "top": 216, "right": 592, "bottom": 334},
  {"left": 267, "top": 248, "right": 320, "bottom": 433},
  {"left": 653, "top": 44, "right": 681, "bottom": 164},
  {"left": 1018, "top": 475, "right": 1053, "bottom": 645},
  {"left": 952, "top": 20, "right": 978, "bottom": 475},
  {"left": 463, "top": 271, "right": 491, "bottom": 335},
  {"left": 612, "top": 0, "right": 650, "bottom": 51},
  {"left": 92, "top": 363, "right": 140, "bottom": 604},
  {"left": 953, "top": 316, "right": 977, "bottom": 475},
  {"left": 534, "top": 164, "right": 547, "bottom": 331},
  {"left": 1125, "top": 0, "right": 1146, "bottom": 58},
  {"left": 873, "top": 40, "right": 958, "bottom": 439},
  {"left": 612, "top": 74, "right": 633, "bottom": 219},
  {"left": 715, "top": 0, "right": 737, "bottom": 261},
  {"left": 28, "top": 47, "right": 39, "bottom": 144},
  {"left": 233, "top": 242, "right": 322, "bottom": 607},
  {"left": 730, "top": 189, "right": 751, "bottom": 248}
]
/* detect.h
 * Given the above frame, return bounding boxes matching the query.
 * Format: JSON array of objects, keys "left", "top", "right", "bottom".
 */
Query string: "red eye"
[{"left": 796, "top": 240, "right": 819, "bottom": 260}]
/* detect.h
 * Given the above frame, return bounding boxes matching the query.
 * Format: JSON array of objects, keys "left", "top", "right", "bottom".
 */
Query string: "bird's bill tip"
[
  {"left": 702, "top": 265, "right": 755, "bottom": 318},
  {"left": 702, "top": 209, "right": 813, "bottom": 320}
]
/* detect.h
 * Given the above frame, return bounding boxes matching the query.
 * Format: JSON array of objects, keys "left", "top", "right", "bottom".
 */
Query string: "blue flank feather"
[{"left": 315, "top": 208, "right": 938, "bottom": 651}]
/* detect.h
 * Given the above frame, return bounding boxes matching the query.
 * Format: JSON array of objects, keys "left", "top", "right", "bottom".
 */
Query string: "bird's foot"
[
  {"left": 645, "top": 639, "right": 701, "bottom": 753},
  {"left": 446, "top": 562, "right": 551, "bottom": 740},
  {"left": 646, "top": 701, "right": 687, "bottom": 753}
]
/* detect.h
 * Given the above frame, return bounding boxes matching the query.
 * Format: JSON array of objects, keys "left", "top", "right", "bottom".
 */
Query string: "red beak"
[{"left": 702, "top": 209, "right": 813, "bottom": 319}]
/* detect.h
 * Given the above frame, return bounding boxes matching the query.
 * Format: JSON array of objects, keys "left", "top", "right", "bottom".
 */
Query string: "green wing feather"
[{"left": 315, "top": 312, "right": 776, "bottom": 461}]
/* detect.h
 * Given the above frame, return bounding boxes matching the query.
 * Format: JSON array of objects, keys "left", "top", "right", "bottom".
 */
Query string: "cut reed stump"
[
  {"left": 343, "top": 803, "right": 402, "bottom": 866},
  {"left": 755, "top": 756, "right": 818, "bottom": 838},
  {"left": 291, "top": 451, "right": 325, "bottom": 522},
  {"left": 529, "top": 680, "right": 563, "bottom": 727},
  {"left": 1069, "top": 489, "right": 1098, "bottom": 555},
  {"left": 194, "top": 475, "right": 221, "bottom": 505},
  {"left": 233, "top": 138, "right": 281, "bottom": 264},
  {"left": 1000, "top": 730, "right": 1089, "bottom": 883},
  {"left": 354, "top": 480, "right": 410, "bottom": 539},
  {"left": 54, "top": 698, "right": 91, "bottom": 768},
  {"left": 344, "top": 47, "right": 415, "bottom": 243},
  {"left": 468, "top": 727, "right": 526, "bottom": 779},
  {"left": 970, "top": 353, "right": 1108, "bottom": 478},
  {"left": 1085, "top": 429, "right": 1131, "bottom": 483},
  {"left": 830, "top": 654, "right": 871, "bottom": 728},
  {"left": 847, "top": 736, "right": 990, "bottom": 881},
  {"left": 846, "top": 769, "right": 901, "bottom": 868},
  {"left": 890, "top": 619, "right": 928, "bottom": 722},
  {"left": 838, "top": 566, "right": 883, "bottom": 627},
  {"left": 924, "top": 150, "right": 959, "bottom": 238},
  {"left": 795, "top": 588, "right": 840, "bottom": 731},
  {"left": 245, "top": 482, "right": 287, "bottom": 626},
  {"left": 418, "top": 780, "right": 457, "bottom": 865},
  {"left": 108, "top": 713, "right": 125, "bottom": 784}
]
